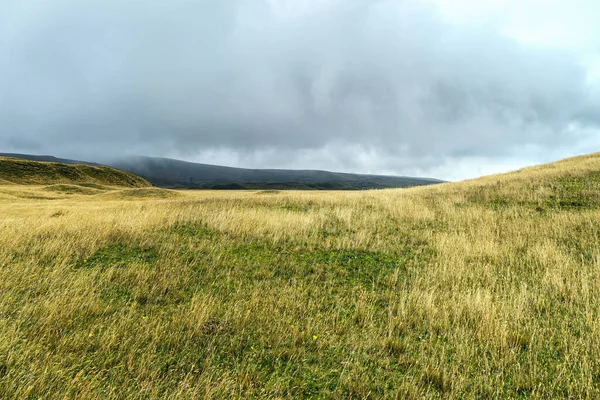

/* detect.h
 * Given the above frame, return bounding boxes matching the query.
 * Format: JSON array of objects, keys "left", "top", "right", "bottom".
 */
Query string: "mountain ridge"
[{"left": 0, "top": 153, "right": 443, "bottom": 190}]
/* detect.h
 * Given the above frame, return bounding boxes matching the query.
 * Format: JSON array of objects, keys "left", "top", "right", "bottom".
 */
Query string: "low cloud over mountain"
[{"left": 2, "top": 0, "right": 599, "bottom": 180}]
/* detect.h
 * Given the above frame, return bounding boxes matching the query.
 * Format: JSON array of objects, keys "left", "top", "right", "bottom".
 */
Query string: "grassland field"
[{"left": 1, "top": 153, "right": 600, "bottom": 398}]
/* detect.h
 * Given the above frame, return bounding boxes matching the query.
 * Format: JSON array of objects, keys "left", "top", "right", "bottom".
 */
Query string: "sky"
[{"left": 1, "top": 0, "right": 599, "bottom": 181}]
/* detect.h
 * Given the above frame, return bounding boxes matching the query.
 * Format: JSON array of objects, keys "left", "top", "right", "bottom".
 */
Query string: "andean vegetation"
[{"left": 1, "top": 153, "right": 600, "bottom": 398}]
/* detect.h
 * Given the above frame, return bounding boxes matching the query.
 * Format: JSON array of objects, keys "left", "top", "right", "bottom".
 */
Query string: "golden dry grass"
[{"left": 1, "top": 153, "right": 600, "bottom": 398}]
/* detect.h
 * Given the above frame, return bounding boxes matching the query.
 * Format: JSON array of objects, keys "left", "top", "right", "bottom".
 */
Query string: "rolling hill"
[
  {"left": 0, "top": 156, "right": 150, "bottom": 187},
  {"left": 0, "top": 153, "right": 443, "bottom": 190}
]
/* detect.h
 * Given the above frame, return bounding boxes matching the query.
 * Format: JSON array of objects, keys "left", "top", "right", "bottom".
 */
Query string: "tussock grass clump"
[
  {"left": 255, "top": 190, "right": 281, "bottom": 195},
  {"left": 43, "top": 184, "right": 104, "bottom": 195},
  {"left": 76, "top": 183, "right": 113, "bottom": 190},
  {"left": 1, "top": 152, "right": 600, "bottom": 398},
  {"left": 104, "top": 188, "right": 183, "bottom": 200}
]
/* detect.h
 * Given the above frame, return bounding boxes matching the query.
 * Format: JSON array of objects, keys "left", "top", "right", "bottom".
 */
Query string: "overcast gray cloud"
[{"left": 1, "top": 0, "right": 599, "bottom": 180}]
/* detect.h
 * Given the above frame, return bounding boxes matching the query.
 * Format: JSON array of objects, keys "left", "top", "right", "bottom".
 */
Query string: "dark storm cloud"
[{"left": 0, "top": 0, "right": 597, "bottom": 178}]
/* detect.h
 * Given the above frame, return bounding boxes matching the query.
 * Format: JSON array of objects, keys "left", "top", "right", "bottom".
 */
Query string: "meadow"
[{"left": 1, "top": 153, "right": 600, "bottom": 398}]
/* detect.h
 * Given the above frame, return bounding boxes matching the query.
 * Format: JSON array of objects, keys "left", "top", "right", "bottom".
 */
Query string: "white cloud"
[
  {"left": 432, "top": 0, "right": 600, "bottom": 51},
  {"left": 1, "top": 0, "right": 599, "bottom": 180}
]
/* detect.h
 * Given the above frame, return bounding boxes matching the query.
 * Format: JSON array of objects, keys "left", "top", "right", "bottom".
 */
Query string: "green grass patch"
[
  {"left": 80, "top": 244, "right": 157, "bottom": 269},
  {"left": 167, "top": 222, "right": 217, "bottom": 239}
]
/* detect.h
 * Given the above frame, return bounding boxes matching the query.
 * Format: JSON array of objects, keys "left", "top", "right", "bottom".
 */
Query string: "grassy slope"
[
  {"left": 1, "top": 153, "right": 600, "bottom": 398},
  {"left": 0, "top": 157, "right": 150, "bottom": 187}
]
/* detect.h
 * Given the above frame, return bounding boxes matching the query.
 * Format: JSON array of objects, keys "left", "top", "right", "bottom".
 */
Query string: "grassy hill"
[
  {"left": 108, "top": 156, "right": 443, "bottom": 190},
  {"left": 0, "top": 156, "right": 150, "bottom": 187},
  {"left": 1, "top": 153, "right": 600, "bottom": 398},
  {"left": 0, "top": 153, "right": 443, "bottom": 190}
]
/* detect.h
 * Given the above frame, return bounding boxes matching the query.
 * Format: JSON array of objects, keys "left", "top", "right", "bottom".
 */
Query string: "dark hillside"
[{"left": 109, "top": 156, "right": 443, "bottom": 190}]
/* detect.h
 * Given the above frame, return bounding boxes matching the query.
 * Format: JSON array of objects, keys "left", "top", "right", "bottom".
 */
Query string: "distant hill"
[
  {"left": 0, "top": 153, "right": 443, "bottom": 190},
  {"left": 108, "top": 156, "right": 443, "bottom": 190},
  {"left": 0, "top": 156, "right": 150, "bottom": 187}
]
